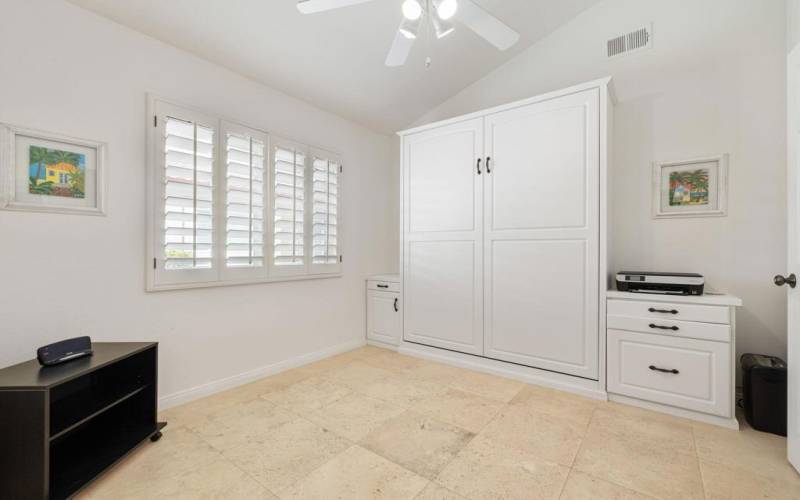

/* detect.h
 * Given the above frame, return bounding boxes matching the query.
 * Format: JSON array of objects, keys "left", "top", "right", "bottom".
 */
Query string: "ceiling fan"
[{"left": 297, "top": 0, "right": 520, "bottom": 67}]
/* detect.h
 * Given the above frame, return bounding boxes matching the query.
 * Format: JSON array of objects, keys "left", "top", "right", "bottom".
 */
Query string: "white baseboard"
[
  {"left": 158, "top": 338, "right": 366, "bottom": 410},
  {"left": 398, "top": 341, "right": 607, "bottom": 401},
  {"left": 366, "top": 338, "right": 399, "bottom": 349},
  {"left": 608, "top": 393, "right": 741, "bottom": 429}
]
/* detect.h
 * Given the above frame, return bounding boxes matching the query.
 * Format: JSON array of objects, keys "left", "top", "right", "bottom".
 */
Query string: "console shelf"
[{"left": 0, "top": 342, "right": 166, "bottom": 499}]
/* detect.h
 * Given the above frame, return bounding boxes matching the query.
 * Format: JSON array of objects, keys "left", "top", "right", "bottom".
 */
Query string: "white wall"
[
  {"left": 789, "top": 0, "right": 800, "bottom": 54},
  {"left": 0, "top": 0, "right": 396, "bottom": 403},
  {"left": 413, "top": 0, "right": 788, "bottom": 367}
]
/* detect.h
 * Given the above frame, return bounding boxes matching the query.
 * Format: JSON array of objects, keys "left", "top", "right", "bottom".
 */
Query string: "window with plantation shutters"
[
  {"left": 164, "top": 117, "right": 215, "bottom": 270},
  {"left": 221, "top": 122, "right": 267, "bottom": 280},
  {"left": 271, "top": 142, "right": 306, "bottom": 274},
  {"left": 311, "top": 151, "right": 342, "bottom": 273},
  {"left": 151, "top": 99, "right": 219, "bottom": 288},
  {"left": 148, "top": 97, "right": 342, "bottom": 291}
]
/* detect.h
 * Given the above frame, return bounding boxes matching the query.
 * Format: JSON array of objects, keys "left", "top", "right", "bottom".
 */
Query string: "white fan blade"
[
  {"left": 458, "top": 0, "right": 520, "bottom": 50},
  {"left": 385, "top": 29, "right": 415, "bottom": 67},
  {"left": 297, "top": 0, "right": 375, "bottom": 14}
]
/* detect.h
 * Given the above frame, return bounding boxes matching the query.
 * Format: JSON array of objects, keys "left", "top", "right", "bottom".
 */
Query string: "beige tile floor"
[{"left": 79, "top": 346, "right": 800, "bottom": 500}]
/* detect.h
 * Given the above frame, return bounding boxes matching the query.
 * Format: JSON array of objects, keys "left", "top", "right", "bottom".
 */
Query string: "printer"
[{"left": 616, "top": 271, "right": 704, "bottom": 296}]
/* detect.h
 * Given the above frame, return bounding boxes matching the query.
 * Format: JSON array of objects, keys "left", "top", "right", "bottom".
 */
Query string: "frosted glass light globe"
[
  {"left": 436, "top": 0, "right": 457, "bottom": 20},
  {"left": 402, "top": 0, "right": 423, "bottom": 20}
]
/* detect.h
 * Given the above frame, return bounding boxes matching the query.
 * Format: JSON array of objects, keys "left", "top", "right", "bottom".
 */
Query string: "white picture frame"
[
  {"left": 652, "top": 154, "right": 728, "bottom": 219},
  {"left": 0, "top": 124, "right": 107, "bottom": 216}
]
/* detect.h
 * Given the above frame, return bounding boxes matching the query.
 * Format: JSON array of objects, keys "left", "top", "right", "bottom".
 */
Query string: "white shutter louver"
[
  {"left": 225, "top": 132, "right": 265, "bottom": 268},
  {"left": 272, "top": 145, "right": 305, "bottom": 269},
  {"left": 312, "top": 155, "right": 339, "bottom": 266},
  {"left": 163, "top": 116, "right": 214, "bottom": 270}
]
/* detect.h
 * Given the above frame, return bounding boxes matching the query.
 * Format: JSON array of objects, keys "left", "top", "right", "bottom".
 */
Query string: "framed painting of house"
[
  {"left": 0, "top": 124, "right": 107, "bottom": 215},
  {"left": 652, "top": 155, "right": 728, "bottom": 219}
]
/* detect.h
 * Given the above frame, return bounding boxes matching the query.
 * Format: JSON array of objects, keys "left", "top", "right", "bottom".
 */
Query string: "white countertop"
[
  {"left": 367, "top": 274, "right": 401, "bottom": 283},
  {"left": 607, "top": 289, "right": 742, "bottom": 307}
]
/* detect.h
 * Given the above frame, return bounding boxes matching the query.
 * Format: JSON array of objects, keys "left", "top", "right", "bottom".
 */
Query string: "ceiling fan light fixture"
[
  {"left": 432, "top": 15, "right": 455, "bottom": 39},
  {"left": 399, "top": 16, "right": 421, "bottom": 39},
  {"left": 401, "top": 0, "right": 423, "bottom": 20},
  {"left": 434, "top": 0, "right": 458, "bottom": 20}
]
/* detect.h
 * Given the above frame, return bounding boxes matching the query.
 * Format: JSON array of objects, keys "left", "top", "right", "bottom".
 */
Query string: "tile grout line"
[
  {"left": 415, "top": 393, "right": 512, "bottom": 487},
  {"left": 410, "top": 481, "right": 435, "bottom": 500},
  {"left": 357, "top": 406, "right": 479, "bottom": 484},
  {"left": 343, "top": 366, "right": 515, "bottom": 493},
  {"left": 442, "top": 379, "right": 526, "bottom": 404},
  {"left": 183, "top": 379, "right": 362, "bottom": 498},
  {"left": 182, "top": 423, "right": 285, "bottom": 498},
  {"left": 692, "top": 425, "right": 708, "bottom": 500},
  {"left": 566, "top": 406, "right": 670, "bottom": 500},
  {"left": 258, "top": 381, "right": 433, "bottom": 497},
  {"left": 159, "top": 426, "right": 281, "bottom": 498},
  {"left": 557, "top": 405, "right": 600, "bottom": 500},
  {"left": 422, "top": 395, "right": 559, "bottom": 500},
  {"left": 417, "top": 383, "right": 592, "bottom": 497},
  {"left": 272, "top": 443, "right": 363, "bottom": 498}
]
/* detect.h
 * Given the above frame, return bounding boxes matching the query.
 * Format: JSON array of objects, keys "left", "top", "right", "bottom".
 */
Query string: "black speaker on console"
[{"left": 37, "top": 336, "right": 93, "bottom": 366}]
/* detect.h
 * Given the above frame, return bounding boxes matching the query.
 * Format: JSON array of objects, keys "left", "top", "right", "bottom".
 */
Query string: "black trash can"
[{"left": 741, "top": 353, "right": 787, "bottom": 436}]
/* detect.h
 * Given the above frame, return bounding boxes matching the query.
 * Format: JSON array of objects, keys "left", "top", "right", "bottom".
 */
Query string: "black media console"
[{"left": 0, "top": 342, "right": 166, "bottom": 499}]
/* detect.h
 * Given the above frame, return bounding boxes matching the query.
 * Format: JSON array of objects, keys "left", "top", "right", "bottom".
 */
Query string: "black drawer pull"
[
  {"left": 649, "top": 365, "right": 679, "bottom": 374},
  {"left": 394, "top": 298, "right": 399, "bottom": 312},
  {"left": 376, "top": 284, "right": 389, "bottom": 289},
  {"left": 648, "top": 307, "right": 678, "bottom": 314},
  {"left": 649, "top": 323, "right": 679, "bottom": 331}
]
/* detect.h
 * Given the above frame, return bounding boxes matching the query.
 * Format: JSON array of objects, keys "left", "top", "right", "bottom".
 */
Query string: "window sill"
[{"left": 146, "top": 272, "right": 342, "bottom": 292}]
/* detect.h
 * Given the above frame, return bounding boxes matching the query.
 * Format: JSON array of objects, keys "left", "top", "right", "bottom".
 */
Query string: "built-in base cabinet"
[
  {"left": 366, "top": 277, "right": 401, "bottom": 347},
  {"left": 606, "top": 292, "right": 741, "bottom": 426}
]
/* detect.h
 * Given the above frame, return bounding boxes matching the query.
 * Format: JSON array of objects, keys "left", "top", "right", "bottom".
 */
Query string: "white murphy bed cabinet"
[
  {"left": 607, "top": 291, "right": 742, "bottom": 428},
  {"left": 366, "top": 274, "right": 402, "bottom": 347},
  {"left": 396, "top": 78, "right": 613, "bottom": 396}
]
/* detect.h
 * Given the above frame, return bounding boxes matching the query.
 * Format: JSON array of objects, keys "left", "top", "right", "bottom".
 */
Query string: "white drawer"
[
  {"left": 608, "top": 329, "right": 731, "bottom": 417},
  {"left": 607, "top": 314, "right": 730, "bottom": 343},
  {"left": 367, "top": 280, "right": 400, "bottom": 293},
  {"left": 607, "top": 299, "right": 729, "bottom": 324}
]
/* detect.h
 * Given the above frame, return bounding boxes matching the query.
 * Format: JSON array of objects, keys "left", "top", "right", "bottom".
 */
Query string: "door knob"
[{"left": 774, "top": 273, "right": 797, "bottom": 288}]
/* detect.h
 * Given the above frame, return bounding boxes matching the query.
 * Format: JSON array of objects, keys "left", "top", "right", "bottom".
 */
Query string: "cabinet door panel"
[
  {"left": 367, "top": 291, "right": 400, "bottom": 345},
  {"left": 490, "top": 106, "right": 588, "bottom": 230},
  {"left": 484, "top": 89, "right": 599, "bottom": 379},
  {"left": 489, "top": 239, "right": 590, "bottom": 370},
  {"left": 403, "top": 119, "right": 484, "bottom": 356},
  {"left": 407, "top": 126, "right": 479, "bottom": 233},
  {"left": 404, "top": 240, "right": 481, "bottom": 353}
]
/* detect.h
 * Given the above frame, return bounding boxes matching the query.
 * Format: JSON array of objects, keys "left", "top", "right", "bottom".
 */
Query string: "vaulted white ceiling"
[{"left": 67, "top": 0, "right": 601, "bottom": 133}]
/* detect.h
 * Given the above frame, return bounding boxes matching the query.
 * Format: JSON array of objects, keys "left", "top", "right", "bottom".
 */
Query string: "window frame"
[{"left": 146, "top": 96, "right": 343, "bottom": 292}]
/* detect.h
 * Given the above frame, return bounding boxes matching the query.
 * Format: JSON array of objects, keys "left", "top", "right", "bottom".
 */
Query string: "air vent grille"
[{"left": 607, "top": 24, "right": 652, "bottom": 58}]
